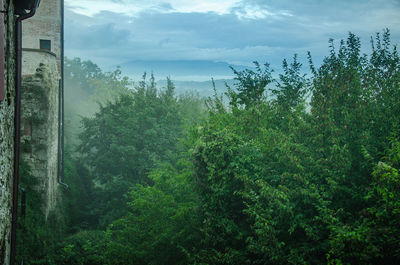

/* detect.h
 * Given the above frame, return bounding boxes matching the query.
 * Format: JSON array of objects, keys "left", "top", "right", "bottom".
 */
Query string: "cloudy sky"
[{"left": 64, "top": 0, "right": 400, "bottom": 80}]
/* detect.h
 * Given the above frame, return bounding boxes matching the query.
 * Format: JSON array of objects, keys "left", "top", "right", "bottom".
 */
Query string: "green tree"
[
  {"left": 48, "top": 30, "right": 400, "bottom": 264},
  {"left": 272, "top": 54, "right": 308, "bottom": 110},
  {"left": 226, "top": 61, "right": 273, "bottom": 109},
  {"left": 105, "top": 161, "right": 201, "bottom": 265},
  {"left": 78, "top": 74, "right": 202, "bottom": 226}
]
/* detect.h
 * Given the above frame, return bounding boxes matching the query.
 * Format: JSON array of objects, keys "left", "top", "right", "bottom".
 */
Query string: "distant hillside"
[
  {"left": 119, "top": 60, "right": 252, "bottom": 81},
  {"left": 157, "top": 78, "right": 235, "bottom": 98},
  {"left": 156, "top": 78, "right": 279, "bottom": 99}
]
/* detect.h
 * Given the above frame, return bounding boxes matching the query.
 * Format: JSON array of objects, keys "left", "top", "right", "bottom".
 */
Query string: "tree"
[
  {"left": 105, "top": 162, "right": 201, "bottom": 265},
  {"left": 78, "top": 74, "right": 202, "bottom": 226},
  {"left": 226, "top": 61, "right": 273, "bottom": 109},
  {"left": 272, "top": 54, "right": 308, "bottom": 110}
]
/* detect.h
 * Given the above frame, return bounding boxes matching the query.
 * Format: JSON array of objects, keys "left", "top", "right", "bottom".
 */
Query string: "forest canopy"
[{"left": 17, "top": 30, "right": 400, "bottom": 265}]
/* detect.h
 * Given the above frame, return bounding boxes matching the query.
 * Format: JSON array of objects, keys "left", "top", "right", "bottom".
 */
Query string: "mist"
[{"left": 15, "top": 1, "right": 400, "bottom": 264}]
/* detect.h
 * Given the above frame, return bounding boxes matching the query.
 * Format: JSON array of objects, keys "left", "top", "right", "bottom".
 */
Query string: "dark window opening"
[{"left": 40, "top": 39, "right": 51, "bottom": 51}]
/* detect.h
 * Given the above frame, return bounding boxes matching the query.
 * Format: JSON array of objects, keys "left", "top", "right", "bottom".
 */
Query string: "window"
[{"left": 40, "top": 39, "right": 51, "bottom": 51}]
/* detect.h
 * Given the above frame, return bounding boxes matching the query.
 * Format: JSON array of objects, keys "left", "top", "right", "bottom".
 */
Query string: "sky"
[{"left": 64, "top": 0, "right": 400, "bottom": 80}]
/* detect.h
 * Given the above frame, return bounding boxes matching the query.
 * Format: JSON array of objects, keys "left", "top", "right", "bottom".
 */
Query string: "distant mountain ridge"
[
  {"left": 157, "top": 78, "right": 235, "bottom": 98},
  {"left": 119, "top": 60, "right": 253, "bottom": 81}
]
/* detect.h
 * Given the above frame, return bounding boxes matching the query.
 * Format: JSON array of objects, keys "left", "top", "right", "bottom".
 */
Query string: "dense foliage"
[{"left": 17, "top": 30, "right": 400, "bottom": 264}]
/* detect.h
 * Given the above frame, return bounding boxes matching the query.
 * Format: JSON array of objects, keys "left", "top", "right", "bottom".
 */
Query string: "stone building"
[
  {"left": 22, "top": 0, "right": 62, "bottom": 73},
  {"left": 20, "top": 0, "right": 64, "bottom": 218},
  {"left": 1, "top": 0, "right": 63, "bottom": 263}
]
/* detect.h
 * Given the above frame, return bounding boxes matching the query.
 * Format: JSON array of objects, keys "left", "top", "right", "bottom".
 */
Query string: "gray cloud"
[{"left": 64, "top": 0, "right": 400, "bottom": 76}]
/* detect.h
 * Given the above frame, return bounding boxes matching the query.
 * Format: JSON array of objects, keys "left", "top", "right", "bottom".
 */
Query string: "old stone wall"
[
  {"left": 1, "top": 1, "right": 62, "bottom": 263},
  {"left": 22, "top": 0, "right": 62, "bottom": 73},
  {"left": 0, "top": 0, "right": 16, "bottom": 264},
  {"left": 22, "top": 49, "right": 60, "bottom": 78},
  {"left": 20, "top": 0, "right": 62, "bottom": 219},
  {"left": 21, "top": 63, "right": 60, "bottom": 218}
]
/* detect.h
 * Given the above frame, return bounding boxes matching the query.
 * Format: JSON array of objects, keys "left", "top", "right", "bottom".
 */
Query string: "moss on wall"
[
  {"left": 0, "top": 0, "right": 16, "bottom": 264},
  {"left": 21, "top": 63, "right": 61, "bottom": 219}
]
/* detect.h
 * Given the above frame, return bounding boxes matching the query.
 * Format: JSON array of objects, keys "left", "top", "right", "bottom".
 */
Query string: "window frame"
[{"left": 40, "top": 39, "right": 51, "bottom": 51}]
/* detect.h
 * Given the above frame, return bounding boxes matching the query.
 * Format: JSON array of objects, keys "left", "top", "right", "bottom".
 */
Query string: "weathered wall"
[
  {"left": 1, "top": 1, "right": 62, "bottom": 263},
  {"left": 20, "top": 0, "right": 62, "bottom": 218},
  {"left": 0, "top": 0, "right": 16, "bottom": 264},
  {"left": 21, "top": 63, "right": 60, "bottom": 218},
  {"left": 22, "top": 0, "right": 62, "bottom": 73},
  {"left": 22, "top": 49, "right": 60, "bottom": 78}
]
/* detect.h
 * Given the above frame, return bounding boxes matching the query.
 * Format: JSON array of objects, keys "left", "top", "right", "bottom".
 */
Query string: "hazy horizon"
[{"left": 64, "top": 0, "right": 400, "bottom": 82}]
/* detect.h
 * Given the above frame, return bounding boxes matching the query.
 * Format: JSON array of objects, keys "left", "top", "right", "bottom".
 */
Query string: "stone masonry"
[
  {"left": 22, "top": 0, "right": 62, "bottom": 73},
  {"left": 21, "top": 63, "right": 61, "bottom": 218},
  {"left": 21, "top": 0, "right": 62, "bottom": 217},
  {"left": 1, "top": 0, "right": 63, "bottom": 263},
  {"left": 0, "top": 0, "right": 16, "bottom": 264}
]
